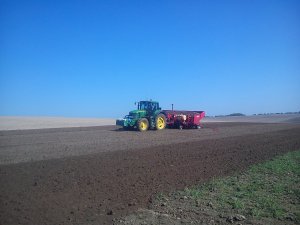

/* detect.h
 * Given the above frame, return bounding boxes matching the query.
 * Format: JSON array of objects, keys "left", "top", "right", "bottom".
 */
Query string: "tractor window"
[
  {"left": 152, "top": 103, "right": 158, "bottom": 111},
  {"left": 139, "top": 102, "right": 149, "bottom": 110}
]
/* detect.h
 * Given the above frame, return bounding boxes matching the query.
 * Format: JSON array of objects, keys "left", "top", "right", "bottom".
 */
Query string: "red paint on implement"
[{"left": 162, "top": 110, "right": 205, "bottom": 129}]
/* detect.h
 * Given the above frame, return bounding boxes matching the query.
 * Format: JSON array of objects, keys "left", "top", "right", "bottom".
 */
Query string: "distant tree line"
[
  {"left": 215, "top": 113, "right": 245, "bottom": 117},
  {"left": 207, "top": 111, "right": 300, "bottom": 117},
  {"left": 252, "top": 111, "right": 300, "bottom": 116}
]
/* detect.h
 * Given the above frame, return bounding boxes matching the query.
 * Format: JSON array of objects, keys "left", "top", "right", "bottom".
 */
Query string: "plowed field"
[{"left": 1, "top": 122, "right": 300, "bottom": 224}]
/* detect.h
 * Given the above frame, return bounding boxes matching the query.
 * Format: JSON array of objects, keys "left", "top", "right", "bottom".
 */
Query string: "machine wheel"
[
  {"left": 137, "top": 118, "right": 149, "bottom": 132},
  {"left": 155, "top": 114, "right": 167, "bottom": 130}
]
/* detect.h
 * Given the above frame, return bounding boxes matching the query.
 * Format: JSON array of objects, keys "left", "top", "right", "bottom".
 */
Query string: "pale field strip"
[{"left": 0, "top": 116, "right": 115, "bottom": 130}]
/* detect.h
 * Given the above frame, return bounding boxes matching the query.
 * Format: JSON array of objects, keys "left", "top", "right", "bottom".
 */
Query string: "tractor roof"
[{"left": 140, "top": 100, "right": 159, "bottom": 104}]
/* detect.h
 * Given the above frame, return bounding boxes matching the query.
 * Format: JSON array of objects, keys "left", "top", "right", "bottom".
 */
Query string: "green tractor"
[{"left": 116, "top": 100, "right": 167, "bottom": 131}]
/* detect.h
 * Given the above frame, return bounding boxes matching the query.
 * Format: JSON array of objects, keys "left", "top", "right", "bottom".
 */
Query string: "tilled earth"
[{"left": 0, "top": 122, "right": 300, "bottom": 225}]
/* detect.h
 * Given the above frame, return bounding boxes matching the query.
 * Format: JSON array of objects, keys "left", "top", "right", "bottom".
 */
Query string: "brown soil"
[{"left": 0, "top": 123, "right": 300, "bottom": 225}]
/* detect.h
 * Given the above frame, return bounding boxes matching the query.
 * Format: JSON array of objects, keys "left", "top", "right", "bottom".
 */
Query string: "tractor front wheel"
[
  {"left": 137, "top": 118, "right": 149, "bottom": 132},
  {"left": 155, "top": 114, "right": 167, "bottom": 130}
]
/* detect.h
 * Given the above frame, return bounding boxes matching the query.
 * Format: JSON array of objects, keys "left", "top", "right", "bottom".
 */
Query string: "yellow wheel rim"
[
  {"left": 140, "top": 121, "right": 147, "bottom": 131},
  {"left": 156, "top": 117, "right": 165, "bottom": 130}
]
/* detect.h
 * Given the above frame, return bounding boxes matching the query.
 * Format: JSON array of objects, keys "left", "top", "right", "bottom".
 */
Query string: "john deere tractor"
[{"left": 116, "top": 100, "right": 167, "bottom": 131}]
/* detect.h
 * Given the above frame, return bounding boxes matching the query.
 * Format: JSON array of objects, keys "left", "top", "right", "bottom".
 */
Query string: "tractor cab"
[{"left": 137, "top": 101, "right": 161, "bottom": 112}]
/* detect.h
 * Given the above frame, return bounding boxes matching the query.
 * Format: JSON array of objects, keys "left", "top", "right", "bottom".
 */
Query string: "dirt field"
[
  {"left": 1, "top": 122, "right": 300, "bottom": 225},
  {"left": 1, "top": 123, "right": 299, "bottom": 165}
]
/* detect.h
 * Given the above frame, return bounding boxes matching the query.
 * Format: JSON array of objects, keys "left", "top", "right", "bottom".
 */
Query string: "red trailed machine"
[{"left": 162, "top": 110, "right": 205, "bottom": 129}]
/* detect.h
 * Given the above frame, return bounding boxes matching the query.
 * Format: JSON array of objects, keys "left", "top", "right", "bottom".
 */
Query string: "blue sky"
[{"left": 1, "top": 0, "right": 299, "bottom": 117}]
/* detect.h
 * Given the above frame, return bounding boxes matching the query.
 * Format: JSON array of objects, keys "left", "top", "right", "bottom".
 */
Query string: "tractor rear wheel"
[
  {"left": 137, "top": 118, "right": 149, "bottom": 132},
  {"left": 155, "top": 114, "right": 167, "bottom": 130}
]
